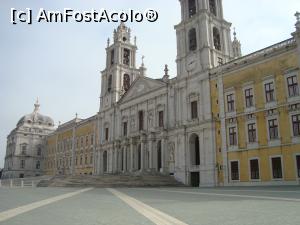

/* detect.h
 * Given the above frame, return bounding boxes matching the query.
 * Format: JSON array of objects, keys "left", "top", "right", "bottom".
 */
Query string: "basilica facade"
[{"left": 4, "top": 0, "right": 300, "bottom": 186}]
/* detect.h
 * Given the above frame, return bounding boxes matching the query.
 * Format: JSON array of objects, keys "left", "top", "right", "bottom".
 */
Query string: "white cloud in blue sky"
[{"left": 0, "top": 0, "right": 299, "bottom": 167}]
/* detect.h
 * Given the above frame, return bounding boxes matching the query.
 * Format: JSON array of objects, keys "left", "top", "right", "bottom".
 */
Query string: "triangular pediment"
[{"left": 118, "top": 76, "right": 166, "bottom": 103}]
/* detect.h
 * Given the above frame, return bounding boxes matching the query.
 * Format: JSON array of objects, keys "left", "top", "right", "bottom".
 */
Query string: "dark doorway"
[
  {"left": 296, "top": 155, "right": 300, "bottom": 178},
  {"left": 103, "top": 151, "right": 108, "bottom": 173},
  {"left": 190, "top": 172, "right": 200, "bottom": 187},
  {"left": 190, "top": 134, "right": 200, "bottom": 166},
  {"left": 19, "top": 174, "right": 24, "bottom": 178},
  {"left": 157, "top": 141, "right": 162, "bottom": 171}
]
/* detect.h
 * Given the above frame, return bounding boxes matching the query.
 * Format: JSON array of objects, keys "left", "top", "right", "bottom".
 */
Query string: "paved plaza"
[{"left": 0, "top": 186, "right": 300, "bottom": 225}]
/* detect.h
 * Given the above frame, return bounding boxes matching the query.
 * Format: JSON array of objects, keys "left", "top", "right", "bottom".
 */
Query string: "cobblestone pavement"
[{"left": 0, "top": 186, "right": 299, "bottom": 225}]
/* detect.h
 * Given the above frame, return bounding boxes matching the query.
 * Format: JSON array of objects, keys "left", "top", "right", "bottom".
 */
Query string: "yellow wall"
[
  {"left": 212, "top": 49, "right": 300, "bottom": 184},
  {"left": 44, "top": 118, "right": 97, "bottom": 176}
]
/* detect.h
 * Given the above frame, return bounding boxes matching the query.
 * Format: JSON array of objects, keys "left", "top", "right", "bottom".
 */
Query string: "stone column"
[
  {"left": 123, "top": 147, "right": 127, "bottom": 172},
  {"left": 149, "top": 140, "right": 153, "bottom": 171},
  {"left": 161, "top": 138, "right": 166, "bottom": 173},
  {"left": 141, "top": 141, "right": 145, "bottom": 171},
  {"left": 130, "top": 139, "right": 134, "bottom": 172}
]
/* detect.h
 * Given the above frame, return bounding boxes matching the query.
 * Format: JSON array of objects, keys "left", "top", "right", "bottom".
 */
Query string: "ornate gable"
[{"left": 118, "top": 76, "right": 166, "bottom": 103}]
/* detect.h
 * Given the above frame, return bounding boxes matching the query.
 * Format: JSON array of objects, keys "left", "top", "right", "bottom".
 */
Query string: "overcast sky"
[{"left": 0, "top": 0, "right": 299, "bottom": 168}]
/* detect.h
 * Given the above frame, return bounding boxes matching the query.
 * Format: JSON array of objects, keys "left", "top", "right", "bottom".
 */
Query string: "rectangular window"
[
  {"left": 248, "top": 123, "right": 256, "bottom": 143},
  {"left": 85, "top": 155, "right": 88, "bottom": 165},
  {"left": 272, "top": 157, "right": 283, "bottom": 179},
  {"left": 268, "top": 119, "right": 278, "bottom": 140},
  {"left": 227, "top": 94, "right": 235, "bottom": 112},
  {"left": 231, "top": 161, "right": 239, "bottom": 181},
  {"left": 21, "top": 145, "right": 26, "bottom": 155},
  {"left": 90, "top": 155, "right": 93, "bottom": 164},
  {"left": 250, "top": 159, "right": 260, "bottom": 180},
  {"left": 81, "top": 137, "right": 83, "bottom": 147},
  {"left": 123, "top": 122, "right": 128, "bottom": 136},
  {"left": 159, "top": 111, "right": 164, "bottom": 127},
  {"left": 139, "top": 111, "right": 144, "bottom": 131},
  {"left": 296, "top": 155, "right": 300, "bottom": 178},
  {"left": 265, "top": 82, "right": 275, "bottom": 102},
  {"left": 191, "top": 101, "right": 198, "bottom": 119},
  {"left": 105, "top": 128, "right": 109, "bottom": 141},
  {"left": 245, "top": 88, "right": 254, "bottom": 108},
  {"left": 292, "top": 114, "right": 300, "bottom": 136},
  {"left": 229, "top": 127, "right": 237, "bottom": 146},
  {"left": 20, "top": 160, "right": 25, "bottom": 169},
  {"left": 111, "top": 49, "right": 115, "bottom": 65},
  {"left": 287, "top": 75, "right": 299, "bottom": 97}
]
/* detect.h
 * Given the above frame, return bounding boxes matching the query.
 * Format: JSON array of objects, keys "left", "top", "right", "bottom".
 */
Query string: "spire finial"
[
  {"left": 75, "top": 113, "right": 78, "bottom": 119},
  {"left": 295, "top": 12, "right": 300, "bottom": 22},
  {"left": 107, "top": 38, "right": 110, "bottom": 47},
  {"left": 295, "top": 12, "right": 300, "bottom": 30},
  {"left": 164, "top": 64, "right": 169, "bottom": 76},
  {"left": 34, "top": 98, "right": 40, "bottom": 113},
  {"left": 233, "top": 27, "right": 237, "bottom": 40},
  {"left": 141, "top": 55, "right": 145, "bottom": 67}
]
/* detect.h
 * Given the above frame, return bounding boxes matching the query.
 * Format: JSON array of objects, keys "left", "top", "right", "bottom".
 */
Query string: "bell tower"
[
  {"left": 100, "top": 23, "right": 141, "bottom": 110},
  {"left": 175, "top": 0, "right": 233, "bottom": 77}
]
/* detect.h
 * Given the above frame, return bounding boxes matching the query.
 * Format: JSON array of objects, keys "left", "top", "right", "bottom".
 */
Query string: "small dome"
[{"left": 17, "top": 100, "right": 54, "bottom": 127}]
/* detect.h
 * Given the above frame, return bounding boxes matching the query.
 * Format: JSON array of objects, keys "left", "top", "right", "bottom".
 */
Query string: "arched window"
[
  {"left": 209, "top": 0, "right": 217, "bottom": 16},
  {"left": 213, "top": 27, "right": 221, "bottom": 51},
  {"left": 188, "top": 0, "right": 196, "bottom": 18},
  {"left": 107, "top": 75, "right": 112, "bottom": 92},
  {"left": 123, "top": 74, "right": 130, "bottom": 92},
  {"left": 189, "top": 28, "right": 197, "bottom": 51}
]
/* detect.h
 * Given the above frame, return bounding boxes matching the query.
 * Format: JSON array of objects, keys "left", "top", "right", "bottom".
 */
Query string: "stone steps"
[{"left": 37, "top": 174, "right": 183, "bottom": 188}]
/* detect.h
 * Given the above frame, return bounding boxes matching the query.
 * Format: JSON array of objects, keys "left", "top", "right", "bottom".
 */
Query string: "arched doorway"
[
  {"left": 157, "top": 141, "right": 162, "bottom": 171},
  {"left": 138, "top": 144, "right": 141, "bottom": 170},
  {"left": 103, "top": 151, "right": 108, "bottom": 173}
]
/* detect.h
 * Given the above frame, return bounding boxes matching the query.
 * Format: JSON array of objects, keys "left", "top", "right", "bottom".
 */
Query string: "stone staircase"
[{"left": 37, "top": 174, "right": 184, "bottom": 188}]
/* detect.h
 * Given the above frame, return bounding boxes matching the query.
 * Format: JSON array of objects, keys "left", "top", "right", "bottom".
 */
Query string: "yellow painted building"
[
  {"left": 45, "top": 116, "right": 97, "bottom": 176},
  {"left": 211, "top": 36, "right": 300, "bottom": 185}
]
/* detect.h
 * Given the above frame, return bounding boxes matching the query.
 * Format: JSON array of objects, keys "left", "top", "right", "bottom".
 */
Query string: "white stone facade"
[
  {"left": 93, "top": 0, "right": 235, "bottom": 187},
  {"left": 2, "top": 101, "right": 55, "bottom": 179}
]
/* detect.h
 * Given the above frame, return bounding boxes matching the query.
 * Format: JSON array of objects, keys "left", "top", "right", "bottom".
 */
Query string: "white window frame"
[
  {"left": 269, "top": 155, "right": 284, "bottom": 181},
  {"left": 248, "top": 157, "right": 261, "bottom": 181},
  {"left": 289, "top": 111, "right": 300, "bottom": 143},
  {"left": 262, "top": 77, "right": 277, "bottom": 109},
  {"left": 285, "top": 70, "right": 300, "bottom": 103},
  {"left": 266, "top": 115, "right": 281, "bottom": 147},
  {"left": 227, "top": 123, "right": 238, "bottom": 151},
  {"left": 245, "top": 119, "right": 259, "bottom": 149},
  {"left": 243, "top": 83, "right": 256, "bottom": 113},
  {"left": 225, "top": 89, "right": 236, "bottom": 117},
  {"left": 229, "top": 160, "right": 240, "bottom": 182}
]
